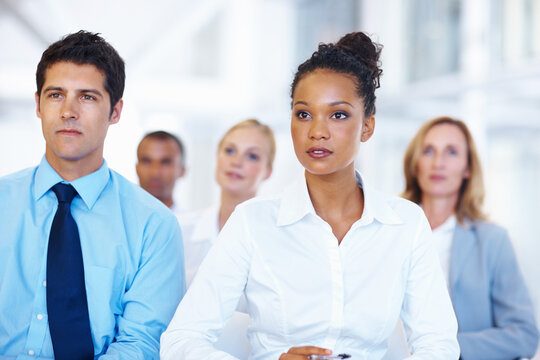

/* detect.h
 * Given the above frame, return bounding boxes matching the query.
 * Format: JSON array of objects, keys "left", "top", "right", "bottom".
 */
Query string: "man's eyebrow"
[
  {"left": 43, "top": 86, "right": 64, "bottom": 93},
  {"left": 42, "top": 87, "right": 104, "bottom": 98},
  {"left": 79, "top": 89, "right": 104, "bottom": 98}
]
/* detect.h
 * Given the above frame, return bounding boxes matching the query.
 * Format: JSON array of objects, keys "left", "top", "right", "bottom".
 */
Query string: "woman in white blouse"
[
  {"left": 180, "top": 119, "right": 275, "bottom": 287},
  {"left": 161, "top": 32, "right": 459, "bottom": 360}
]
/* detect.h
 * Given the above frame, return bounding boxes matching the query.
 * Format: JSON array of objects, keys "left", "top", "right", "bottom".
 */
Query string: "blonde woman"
[
  {"left": 180, "top": 119, "right": 275, "bottom": 287},
  {"left": 403, "top": 116, "right": 539, "bottom": 360}
]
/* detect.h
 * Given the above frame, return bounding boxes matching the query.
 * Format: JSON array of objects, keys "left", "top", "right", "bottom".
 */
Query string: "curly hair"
[{"left": 290, "top": 32, "right": 383, "bottom": 117}]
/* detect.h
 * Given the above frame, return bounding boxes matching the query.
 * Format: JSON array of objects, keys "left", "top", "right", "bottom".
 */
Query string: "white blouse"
[
  {"left": 178, "top": 205, "right": 220, "bottom": 288},
  {"left": 161, "top": 172, "right": 459, "bottom": 360},
  {"left": 431, "top": 215, "right": 457, "bottom": 287}
]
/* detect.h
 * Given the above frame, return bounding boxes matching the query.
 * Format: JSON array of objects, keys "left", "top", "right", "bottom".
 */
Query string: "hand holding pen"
[{"left": 279, "top": 346, "right": 350, "bottom": 359}]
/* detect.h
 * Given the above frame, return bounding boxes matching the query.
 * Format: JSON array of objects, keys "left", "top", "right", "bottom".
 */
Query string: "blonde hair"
[
  {"left": 218, "top": 119, "right": 276, "bottom": 168},
  {"left": 402, "top": 116, "right": 487, "bottom": 222}
]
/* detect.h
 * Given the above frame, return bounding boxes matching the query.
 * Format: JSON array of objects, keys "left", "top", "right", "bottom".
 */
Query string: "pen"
[{"left": 307, "top": 354, "right": 351, "bottom": 359}]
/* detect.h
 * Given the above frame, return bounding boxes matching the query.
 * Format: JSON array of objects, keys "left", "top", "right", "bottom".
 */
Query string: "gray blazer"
[{"left": 450, "top": 219, "right": 539, "bottom": 360}]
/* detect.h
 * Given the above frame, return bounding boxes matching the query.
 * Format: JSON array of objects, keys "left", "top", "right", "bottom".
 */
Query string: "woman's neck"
[
  {"left": 305, "top": 168, "right": 363, "bottom": 244},
  {"left": 218, "top": 190, "right": 255, "bottom": 231},
  {"left": 421, "top": 195, "right": 458, "bottom": 230}
]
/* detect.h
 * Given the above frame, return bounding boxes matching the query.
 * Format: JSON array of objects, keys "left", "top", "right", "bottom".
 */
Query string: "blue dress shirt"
[{"left": 0, "top": 157, "right": 185, "bottom": 360}]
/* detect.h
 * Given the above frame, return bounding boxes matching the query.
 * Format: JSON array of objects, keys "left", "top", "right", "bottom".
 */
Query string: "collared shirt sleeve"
[
  {"left": 400, "top": 212, "right": 460, "bottom": 359},
  {"left": 100, "top": 213, "right": 185, "bottom": 360},
  {"left": 160, "top": 206, "right": 251, "bottom": 360}
]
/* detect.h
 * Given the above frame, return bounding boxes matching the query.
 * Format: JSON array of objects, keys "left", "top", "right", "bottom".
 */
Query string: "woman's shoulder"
[
  {"left": 462, "top": 220, "right": 524, "bottom": 274},
  {"left": 369, "top": 187, "right": 426, "bottom": 221},
  {"left": 467, "top": 219, "right": 509, "bottom": 242},
  {"left": 461, "top": 219, "right": 514, "bottom": 257},
  {"left": 235, "top": 193, "right": 282, "bottom": 215}
]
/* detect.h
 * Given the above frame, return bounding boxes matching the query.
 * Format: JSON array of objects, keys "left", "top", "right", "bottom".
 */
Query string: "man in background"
[{"left": 136, "top": 131, "right": 187, "bottom": 215}]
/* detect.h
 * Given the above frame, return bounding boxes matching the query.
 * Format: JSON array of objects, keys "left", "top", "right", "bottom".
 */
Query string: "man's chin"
[
  {"left": 144, "top": 186, "right": 165, "bottom": 197},
  {"left": 47, "top": 151, "right": 86, "bottom": 163}
]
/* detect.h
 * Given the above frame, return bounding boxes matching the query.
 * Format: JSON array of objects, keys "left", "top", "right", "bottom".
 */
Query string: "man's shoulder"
[
  {"left": 0, "top": 166, "right": 37, "bottom": 195},
  {"left": 108, "top": 169, "right": 176, "bottom": 219}
]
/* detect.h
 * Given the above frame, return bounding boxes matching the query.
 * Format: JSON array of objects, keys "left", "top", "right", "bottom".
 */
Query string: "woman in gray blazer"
[{"left": 402, "top": 116, "right": 539, "bottom": 360}]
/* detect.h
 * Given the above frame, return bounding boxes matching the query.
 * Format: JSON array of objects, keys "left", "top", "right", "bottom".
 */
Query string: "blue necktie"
[{"left": 46, "top": 183, "right": 94, "bottom": 360}]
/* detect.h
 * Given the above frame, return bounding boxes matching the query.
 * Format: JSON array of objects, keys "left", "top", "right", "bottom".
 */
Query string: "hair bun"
[
  {"left": 336, "top": 32, "right": 382, "bottom": 87},
  {"left": 291, "top": 31, "right": 383, "bottom": 116}
]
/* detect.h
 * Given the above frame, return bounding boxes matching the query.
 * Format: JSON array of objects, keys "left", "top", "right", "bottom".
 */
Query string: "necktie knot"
[{"left": 52, "top": 183, "right": 78, "bottom": 204}]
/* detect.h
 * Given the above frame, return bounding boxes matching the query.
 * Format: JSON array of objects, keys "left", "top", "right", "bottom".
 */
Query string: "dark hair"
[
  {"left": 36, "top": 30, "right": 125, "bottom": 115},
  {"left": 138, "top": 131, "right": 186, "bottom": 167},
  {"left": 291, "top": 32, "right": 383, "bottom": 117}
]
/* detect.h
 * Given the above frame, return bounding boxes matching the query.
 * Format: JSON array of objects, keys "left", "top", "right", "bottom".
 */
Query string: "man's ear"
[
  {"left": 135, "top": 161, "right": 142, "bottom": 180},
  {"left": 109, "top": 99, "right": 123, "bottom": 124},
  {"left": 35, "top": 92, "right": 41, "bottom": 118},
  {"left": 361, "top": 115, "right": 375, "bottom": 142},
  {"left": 177, "top": 165, "right": 186, "bottom": 179}
]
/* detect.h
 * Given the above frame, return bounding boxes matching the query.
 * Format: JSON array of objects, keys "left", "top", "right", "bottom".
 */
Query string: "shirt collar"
[
  {"left": 432, "top": 214, "right": 457, "bottom": 234},
  {"left": 276, "top": 173, "right": 315, "bottom": 226},
  {"left": 277, "top": 170, "right": 403, "bottom": 227},
  {"left": 353, "top": 171, "right": 403, "bottom": 226},
  {"left": 33, "top": 156, "right": 110, "bottom": 210}
]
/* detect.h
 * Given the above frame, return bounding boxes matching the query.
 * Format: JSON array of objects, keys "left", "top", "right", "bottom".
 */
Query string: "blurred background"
[{"left": 1, "top": 0, "right": 539, "bottom": 350}]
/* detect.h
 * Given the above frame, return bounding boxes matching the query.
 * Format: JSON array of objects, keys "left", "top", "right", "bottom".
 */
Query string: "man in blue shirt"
[{"left": 0, "top": 31, "right": 185, "bottom": 359}]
